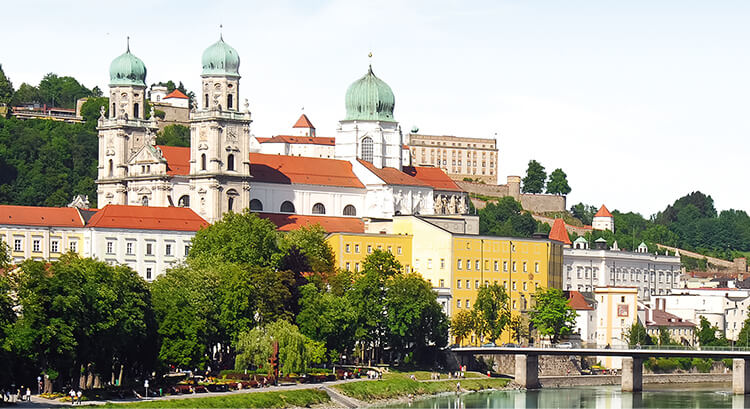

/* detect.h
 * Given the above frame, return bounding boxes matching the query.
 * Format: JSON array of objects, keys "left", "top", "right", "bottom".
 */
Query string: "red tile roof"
[
  {"left": 163, "top": 89, "right": 189, "bottom": 99},
  {"left": 257, "top": 212, "right": 364, "bottom": 233},
  {"left": 0, "top": 205, "right": 85, "bottom": 228},
  {"left": 293, "top": 114, "right": 315, "bottom": 129},
  {"left": 567, "top": 291, "right": 594, "bottom": 310},
  {"left": 260, "top": 135, "right": 335, "bottom": 146},
  {"left": 250, "top": 153, "right": 364, "bottom": 188},
  {"left": 156, "top": 145, "right": 190, "bottom": 176},
  {"left": 594, "top": 204, "right": 613, "bottom": 218},
  {"left": 402, "top": 166, "right": 462, "bottom": 192},
  {"left": 87, "top": 205, "right": 208, "bottom": 231},
  {"left": 358, "top": 160, "right": 430, "bottom": 187},
  {"left": 645, "top": 308, "right": 695, "bottom": 327},
  {"left": 548, "top": 218, "right": 572, "bottom": 245}
]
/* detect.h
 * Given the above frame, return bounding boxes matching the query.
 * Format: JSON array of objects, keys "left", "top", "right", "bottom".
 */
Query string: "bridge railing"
[{"left": 529, "top": 344, "right": 750, "bottom": 352}]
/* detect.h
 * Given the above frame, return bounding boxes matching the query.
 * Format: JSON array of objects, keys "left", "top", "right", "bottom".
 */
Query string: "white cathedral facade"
[{"left": 97, "top": 37, "right": 467, "bottom": 223}]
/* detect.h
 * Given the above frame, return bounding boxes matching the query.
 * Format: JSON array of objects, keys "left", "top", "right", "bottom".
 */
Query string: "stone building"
[{"left": 408, "top": 133, "right": 498, "bottom": 184}]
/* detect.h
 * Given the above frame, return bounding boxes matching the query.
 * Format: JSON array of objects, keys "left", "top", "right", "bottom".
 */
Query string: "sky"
[{"left": 2, "top": 1, "right": 749, "bottom": 217}]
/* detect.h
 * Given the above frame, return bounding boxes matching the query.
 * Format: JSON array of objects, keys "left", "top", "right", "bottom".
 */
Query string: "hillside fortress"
[{"left": 96, "top": 36, "right": 468, "bottom": 223}]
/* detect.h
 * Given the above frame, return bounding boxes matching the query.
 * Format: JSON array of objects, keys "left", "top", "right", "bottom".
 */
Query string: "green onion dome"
[
  {"left": 344, "top": 65, "right": 395, "bottom": 122},
  {"left": 109, "top": 42, "right": 147, "bottom": 87},
  {"left": 201, "top": 35, "right": 240, "bottom": 77}
]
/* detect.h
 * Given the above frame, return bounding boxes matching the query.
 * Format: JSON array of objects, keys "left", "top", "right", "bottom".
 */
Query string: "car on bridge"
[{"left": 556, "top": 342, "right": 573, "bottom": 349}]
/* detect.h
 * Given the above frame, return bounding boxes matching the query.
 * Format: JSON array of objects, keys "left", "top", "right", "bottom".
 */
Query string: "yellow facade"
[
  {"left": 451, "top": 235, "right": 564, "bottom": 345},
  {"left": 326, "top": 233, "right": 413, "bottom": 274},
  {"left": 1, "top": 226, "right": 86, "bottom": 263}
]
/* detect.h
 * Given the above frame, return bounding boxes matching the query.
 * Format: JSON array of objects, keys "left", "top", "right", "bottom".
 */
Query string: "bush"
[{"left": 692, "top": 358, "right": 713, "bottom": 373}]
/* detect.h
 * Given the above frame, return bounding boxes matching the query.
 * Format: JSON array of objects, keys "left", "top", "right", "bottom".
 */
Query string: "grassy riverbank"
[
  {"left": 333, "top": 377, "right": 510, "bottom": 401},
  {"left": 99, "top": 389, "right": 330, "bottom": 408}
]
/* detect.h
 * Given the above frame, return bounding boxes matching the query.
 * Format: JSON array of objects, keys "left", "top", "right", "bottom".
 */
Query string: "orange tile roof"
[
  {"left": 0, "top": 205, "right": 84, "bottom": 228},
  {"left": 260, "top": 135, "right": 335, "bottom": 146},
  {"left": 156, "top": 145, "right": 190, "bottom": 176},
  {"left": 402, "top": 166, "right": 463, "bottom": 192},
  {"left": 358, "top": 160, "right": 430, "bottom": 187},
  {"left": 163, "top": 89, "right": 189, "bottom": 99},
  {"left": 250, "top": 153, "right": 364, "bottom": 188},
  {"left": 548, "top": 218, "right": 572, "bottom": 245},
  {"left": 257, "top": 212, "right": 364, "bottom": 233},
  {"left": 567, "top": 291, "right": 594, "bottom": 310},
  {"left": 293, "top": 114, "right": 315, "bottom": 129},
  {"left": 594, "top": 204, "right": 613, "bottom": 218},
  {"left": 87, "top": 205, "right": 208, "bottom": 231},
  {"left": 645, "top": 308, "right": 695, "bottom": 327}
]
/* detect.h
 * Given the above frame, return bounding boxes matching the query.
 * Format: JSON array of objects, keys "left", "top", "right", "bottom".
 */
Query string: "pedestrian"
[
  {"left": 25, "top": 387, "right": 31, "bottom": 402},
  {"left": 69, "top": 388, "right": 76, "bottom": 406},
  {"left": 77, "top": 390, "right": 82, "bottom": 405},
  {"left": 456, "top": 381, "right": 461, "bottom": 394}
]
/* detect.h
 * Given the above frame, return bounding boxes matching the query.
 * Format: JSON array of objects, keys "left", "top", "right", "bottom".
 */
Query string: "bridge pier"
[
  {"left": 733, "top": 359, "right": 750, "bottom": 394},
  {"left": 621, "top": 357, "right": 642, "bottom": 392},
  {"left": 515, "top": 354, "right": 540, "bottom": 389}
]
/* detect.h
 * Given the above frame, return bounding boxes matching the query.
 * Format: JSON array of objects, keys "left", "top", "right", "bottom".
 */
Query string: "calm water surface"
[{"left": 379, "top": 383, "right": 748, "bottom": 408}]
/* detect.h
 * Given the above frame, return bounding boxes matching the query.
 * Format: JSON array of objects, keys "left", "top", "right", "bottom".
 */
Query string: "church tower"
[
  {"left": 189, "top": 34, "right": 252, "bottom": 222},
  {"left": 96, "top": 39, "right": 158, "bottom": 206},
  {"left": 335, "top": 63, "right": 403, "bottom": 170}
]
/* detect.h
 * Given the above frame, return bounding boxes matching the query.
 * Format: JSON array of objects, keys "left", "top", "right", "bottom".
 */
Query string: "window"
[
  {"left": 367, "top": 245, "right": 372, "bottom": 254},
  {"left": 146, "top": 243, "right": 153, "bottom": 256},
  {"left": 512, "top": 261, "right": 517, "bottom": 272},
  {"left": 69, "top": 241, "right": 77, "bottom": 252},
  {"left": 494, "top": 261, "right": 498, "bottom": 271},
  {"left": 523, "top": 262, "right": 527, "bottom": 272},
  {"left": 227, "top": 94, "right": 233, "bottom": 109},
  {"left": 178, "top": 195, "right": 190, "bottom": 207},
  {"left": 112, "top": 103, "right": 116, "bottom": 117},
  {"left": 51, "top": 240, "right": 59, "bottom": 253},
  {"left": 439, "top": 279, "right": 445, "bottom": 287},
  {"left": 427, "top": 259, "right": 432, "bottom": 269},
  {"left": 141, "top": 196, "right": 149, "bottom": 207},
  {"left": 398, "top": 246, "right": 402, "bottom": 255},
  {"left": 512, "top": 281, "right": 517, "bottom": 290},
  {"left": 466, "top": 259, "right": 471, "bottom": 270},
  {"left": 387, "top": 246, "right": 392, "bottom": 253},
  {"left": 106, "top": 241, "right": 114, "bottom": 254},
  {"left": 343, "top": 205, "right": 356, "bottom": 216},
  {"left": 227, "top": 154, "right": 235, "bottom": 171},
  {"left": 523, "top": 282, "right": 528, "bottom": 291},
  {"left": 345, "top": 244, "right": 351, "bottom": 253},
  {"left": 312, "top": 203, "right": 326, "bottom": 215},
  {"left": 184, "top": 245, "right": 191, "bottom": 256},
  {"left": 165, "top": 244, "right": 172, "bottom": 256},
  {"left": 535, "top": 262, "right": 540, "bottom": 273},
  {"left": 133, "top": 102, "right": 139, "bottom": 118},
  {"left": 280, "top": 201, "right": 295, "bottom": 213},
  {"left": 346, "top": 262, "right": 350, "bottom": 271},
  {"left": 457, "top": 299, "right": 461, "bottom": 308},
  {"left": 201, "top": 154, "right": 207, "bottom": 170},
  {"left": 355, "top": 244, "right": 360, "bottom": 253},
  {"left": 126, "top": 242, "right": 134, "bottom": 255},
  {"left": 204, "top": 93, "right": 208, "bottom": 108},
  {"left": 475, "top": 260, "right": 480, "bottom": 270},
  {"left": 249, "top": 199, "right": 263, "bottom": 211},
  {"left": 475, "top": 280, "right": 480, "bottom": 289},
  {"left": 32, "top": 240, "right": 40, "bottom": 253},
  {"left": 457, "top": 280, "right": 462, "bottom": 289},
  {"left": 355, "top": 263, "right": 360, "bottom": 272},
  {"left": 457, "top": 259, "right": 463, "bottom": 269},
  {"left": 503, "top": 261, "right": 508, "bottom": 272},
  {"left": 512, "top": 300, "right": 517, "bottom": 309},
  {"left": 465, "top": 280, "right": 470, "bottom": 289},
  {"left": 465, "top": 300, "right": 470, "bottom": 308},
  {"left": 361, "top": 136, "right": 374, "bottom": 163},
  {"left": 108, "top": 159, "right": 113, "bottom": 177},
  {"left": 440, "top": 258, "right": 445, "bottom": 269}
]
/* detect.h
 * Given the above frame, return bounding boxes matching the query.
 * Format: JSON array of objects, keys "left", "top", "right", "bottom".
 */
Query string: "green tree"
[
  {"left": 508, "top": 313, "right": 530, "bottom": 344},
  {"left": 38, "top": 73, "right": 94, "bottom": 108},
  {"left": 696, "top": 316, "right": 728, "bottom": 347},
  {"left": 624, "top": 321, "right": 654, "bottom": 347},
  {"left": 296, "top": 283, "right": 356, "bottom": 360},
  {"left": 0, "top": 64, "right": 13, "bottom": 106},
  {"left": 155, "top": 124, "right": 190, "bottom": 147},
  {"left": 546, "top": 168, "right": 571, "bottom": 195},
  {"left": 235, "top": 320, "right": 325, "bottom": 375},
  {"left": 522, "top": 160, "right": 546, "bottom": 194},
  {"left": 478, "top": 196, "right": 537, "bottom": 237},
  {"left": 473, "top": 283, "right": 511, "bottom": 343},
  {"left": 736, "top": 311, "right": 750, "bottom": 348},
  {"left": 657, "top": 326, "right": 677, "bottom": 347},
  {"left": 279, "top": 224, "right": 335, "bottom": 274},
  {"left": 10, "top": 83, "right": 40, "bottom": 106},
  {"left": 570, "top": 203, "right": 597, "bottom": 226},
  {"left": 79, "top": 97, "right": 109, "bottom": 124},
  {"left": 528, "top": 287, "right": 577, "bottom": 343},
  {"left": 450, "top": 309, "right": 476, "bottom": 345}
]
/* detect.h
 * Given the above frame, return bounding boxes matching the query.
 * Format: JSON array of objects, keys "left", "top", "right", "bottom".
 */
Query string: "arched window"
[
  {"left": 361, "top": 136, "right": 373, "bottom": 163},
  {"left": 227, "top": 94, "right": 233, "bottom": 110},
  {"left": 249, "top": 199, "right": 263, "bottom": 211},
  {"left": 201, "top": 154, "right": 207, "bottom": 171},
  {"left": 343, "top": 205, "right": 357, "bottom": 216},
  {"left": 204, "top": 93, "right": 209, "bottom": 108},
  {"left": 312, "top": 203, "right": 326, "bottom": 215},
  {"left": 112, "top": 103, "right": 116, "bottom": 118},
  {"left": 280, "top": 201, "right": 295, "bottom": 213},
  {"left": 226, "top": 189, "right": 239, "bottom": 212},
  {"left": 108, "top": 159, "right": 113, "bottom": 177},
  {"left": 227, "top": 154, "right": 235, "bottom": 171},
  {"left": 178, "top": 195, "right": 190, "bottom": 207},
  {"left": 141, "top": 196, "right": 149, "bottom": 207},
  {"left": 133, "top": 103, "right": 140, "bottom": 119}
]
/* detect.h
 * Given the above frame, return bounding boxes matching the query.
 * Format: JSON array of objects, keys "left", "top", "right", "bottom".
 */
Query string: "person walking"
[
  {"left": 25, "top": 387, "right": 31, "bottom": 402},
  {"left": 69, "top": 388, "right": 76, "bottom": 406},
  {"left": 76, "top": 390, "right": 82, "bottom": 405}
]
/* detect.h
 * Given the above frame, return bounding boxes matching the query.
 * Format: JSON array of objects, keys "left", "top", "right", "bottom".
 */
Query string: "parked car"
[
  {"left": 557, "top": 342, "right": 573, "bottom": 349},
  {"left": 482, "top": 342, "right": 497, "bottom": 347},
  {"left": 501, "top": 343, "right": 518, "bottom": 348}
]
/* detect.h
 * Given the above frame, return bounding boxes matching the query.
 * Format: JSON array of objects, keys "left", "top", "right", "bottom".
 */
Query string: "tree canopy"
[
  {"left": 522, "top": 160, "right": 546, "bottom": 194},
  {"left": 478, "top": 196, "right": 537, "bottom": 237},
  {"left": 546, "top": 168, "right": 571, "bottom": 195},
  {"left": 0, "top": 65, "right": 13, "bottom": 107},
  {"left": 528, "top": 287, "right": 577, "bottom": 343},
  {"left": 156, "top": 124, "right": 190, "bottom": 147},
  {"left": 473, "top": 283, "right": 511, "bottom": 343}
]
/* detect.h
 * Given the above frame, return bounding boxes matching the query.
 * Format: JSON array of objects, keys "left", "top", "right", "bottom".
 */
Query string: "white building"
[
  {"left": 592, "top": 204, "right": 615, "bottom": 232},
  {"left": 595, "top": 287, "right": 638, "bottom": 369},
  {"left": 563, "top": 237, "right": 681, "bottom": 299},
  {"left": 97, "top": 37, "right": 467, "bottom": 223},
  {"left": 567, "top": 290, "right": 597, "bottom": 346},
  {"left": 653, "top": 287, "right": 750, "bottom": 341}
]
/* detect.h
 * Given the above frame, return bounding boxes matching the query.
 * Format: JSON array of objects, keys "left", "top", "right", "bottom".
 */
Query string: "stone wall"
[
  {"left": 481, "top": 354, "right": 582, "bottom": 376},
  {"left": 519, "top": 194, "right": 566, "bottom": 214},
  {"left": 457, "top": 178, "right": 566, "bottom": 214}
]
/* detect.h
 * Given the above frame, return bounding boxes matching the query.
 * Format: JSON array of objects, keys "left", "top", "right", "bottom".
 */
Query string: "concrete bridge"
[{"left": 453, "top": 346, "right": 750, "bottom": 394}]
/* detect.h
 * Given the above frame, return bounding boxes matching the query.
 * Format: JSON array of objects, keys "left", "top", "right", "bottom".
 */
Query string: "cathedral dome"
[
  {"left": 109, "top": 42, "right": 147, "bottom": 87},
  {"left": 202, "top": 36, "right": 240, "bottom": 77},
  {"left": 344, "top": 65, "right": 395, "bottom": 122}
]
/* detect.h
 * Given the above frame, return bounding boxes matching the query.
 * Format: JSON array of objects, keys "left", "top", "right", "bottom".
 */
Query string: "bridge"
[{"left": 453, "top": 346, "right": 750, "bottom": 394}]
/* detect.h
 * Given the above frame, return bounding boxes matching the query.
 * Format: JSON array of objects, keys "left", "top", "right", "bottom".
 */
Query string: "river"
[{"left": 377, "top": 382, "right": 750, "bottom": 408}]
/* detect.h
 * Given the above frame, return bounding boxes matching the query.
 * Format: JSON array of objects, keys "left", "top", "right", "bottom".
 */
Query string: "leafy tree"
[
  {"left": 155, "top": 124, "right": 190, "bottom": 147},
  {"left": 736, "top": 311, "right": 750, "bottom": 348},
  {"left": 696, "top": 316, "right": 728, "bottom": 347},
  {"left": 0, "top": 64, "right": 13, "bottom": 106},
  {"left": 10, "top": 83, "right": 41, "bottom": 106},
  {"left": 450, "top": 309, "right": 475, "bottom": 345},
  {"left": 657, "top": 326, "right": 677, "bottom": 347},
  {"left": 188, "top": 209, "right": 281, "bottom": 268},
  {"left": 508, "top": 313, "right": 529, "bottom": 343},
  {"left": 279, "top": 224, "right": 335, "bottom": 274},
  {"left": 38, "top": 73, "right": 94, "bottom": 109},
  {"left": 546, "top": 168, "right": 571, "bottom": 195},
  {"left": 528, "top": 287, "right": 577, "bottom": 343},
  {"left": 79, "top": 97, "right": 109, "bottom": 124},
  {"left": 473, "top": 283, "right": 511, "bottom": 343},
  {"left": 624, "top": 321, "right": 654, "bottom": 347},
  {"left": 235, "top": 320, "right": 325, "bottom": 375},
  {"left": 297, "top": 283, "right": 356, "bottom": 360},
  {"left": 570, "top": 203, "right": 597, "bottom": 226},
  {"left": 522, "top": 160, "right": 546, "bottom": 194},
  {"left": 478, "top": 196, "right": 537, "bottom": 237}
]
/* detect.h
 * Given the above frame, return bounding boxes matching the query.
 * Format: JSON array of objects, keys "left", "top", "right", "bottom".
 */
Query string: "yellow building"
[
  {"left": 595, "top": 287, "right": 638, "bottom": 369},
  {"left": 0, "top": 205, "right": 88, "bottom": 263},
  {"left": 326, "top": 232, "right": 413, "bottom": 275}
]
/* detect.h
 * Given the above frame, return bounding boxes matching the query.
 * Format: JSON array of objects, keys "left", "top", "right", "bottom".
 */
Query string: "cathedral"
[{"left": 96, "top": 36, "right": 468, "bottom": 223}]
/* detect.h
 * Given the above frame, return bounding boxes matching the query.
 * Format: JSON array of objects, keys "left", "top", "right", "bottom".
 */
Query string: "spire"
[
  {"left": 219, "top": 24, "right": 223, "bottom": 41},
  {"left": 126, "top": 36, "right": 130, "bottom": 53},
  {"left": 368, "top": 51, "right": 373, "bottom": 74}
]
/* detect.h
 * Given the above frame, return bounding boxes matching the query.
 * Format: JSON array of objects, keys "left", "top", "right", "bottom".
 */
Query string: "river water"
[{"left": 378, "top": 383, "right": 750, "bottom": 408}]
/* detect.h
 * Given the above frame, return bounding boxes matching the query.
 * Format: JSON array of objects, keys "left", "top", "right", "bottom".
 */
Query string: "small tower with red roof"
[
  {"left": 592, "top": 204, "right": 614, "bottom": 233},
  {"left": 293, "top": 113, "right": 316, "bottom": 137}
]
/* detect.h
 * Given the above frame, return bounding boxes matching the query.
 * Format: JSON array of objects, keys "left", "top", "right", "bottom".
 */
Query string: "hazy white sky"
[{"left": 2, "top": 1, "right": 749, "bottom": 217}]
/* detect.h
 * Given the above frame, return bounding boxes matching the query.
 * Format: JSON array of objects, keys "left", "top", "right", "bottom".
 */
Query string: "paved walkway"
[{"left": 5, "top": 378, "right": 368, "bottom": 407}]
